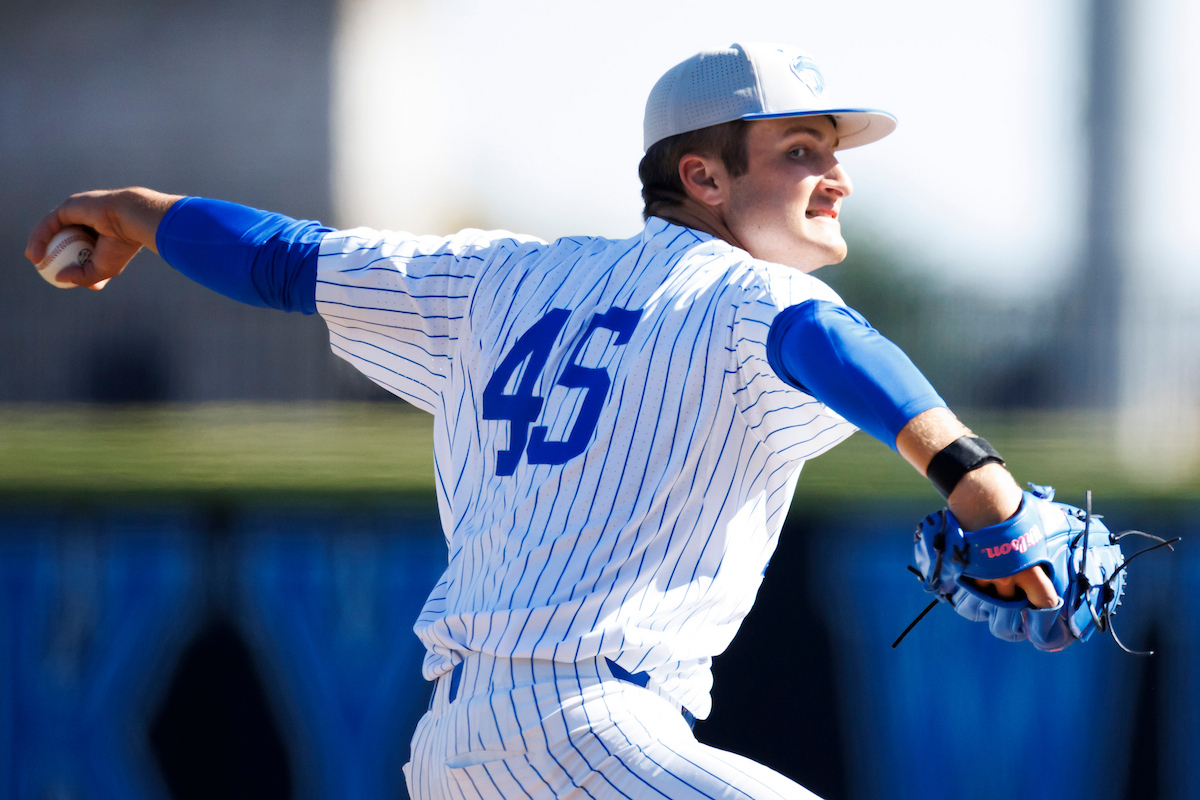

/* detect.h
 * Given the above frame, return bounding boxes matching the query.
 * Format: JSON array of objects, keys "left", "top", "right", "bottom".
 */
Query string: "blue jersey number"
[{"left": 482, "top": 307, "right": 643, "bottom": 476}]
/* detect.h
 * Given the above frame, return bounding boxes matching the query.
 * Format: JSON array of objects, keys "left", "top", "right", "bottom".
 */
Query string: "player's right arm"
[
  {"left": 26, "top": 188, "right": 531, "bottom": 412},
  {"left": 26, "top": 188, "right": 329, "bottom": 314}
]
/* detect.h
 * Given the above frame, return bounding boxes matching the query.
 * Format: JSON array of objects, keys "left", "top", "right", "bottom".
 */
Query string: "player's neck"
[{"left": 652, "top": 201, "right": 748, "bottom": 255}]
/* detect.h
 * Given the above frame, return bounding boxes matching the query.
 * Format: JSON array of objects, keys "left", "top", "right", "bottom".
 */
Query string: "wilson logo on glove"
[{"left": 983, "top": 525, "right": 1043, "bottom": 558}]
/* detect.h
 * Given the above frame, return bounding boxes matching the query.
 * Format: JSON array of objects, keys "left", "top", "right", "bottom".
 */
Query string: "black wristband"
[{"left": 926, "top": 436, "right": 1005, "bottom": 500}]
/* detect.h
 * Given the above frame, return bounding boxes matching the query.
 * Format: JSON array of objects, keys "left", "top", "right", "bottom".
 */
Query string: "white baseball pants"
[{"left": 403, "top": 654, "right": 822, "bottom": 800}]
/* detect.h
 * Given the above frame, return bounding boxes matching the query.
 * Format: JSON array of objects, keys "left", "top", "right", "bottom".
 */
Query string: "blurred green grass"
[
  {"left": 0, "top": 403, "right": 436, "bottom": 505},
  {"left": 795, "top": 410, "right": 1178, "bottom": 502},
  {"left": 0, "top": 404, "right": 1194, "bottom": 506}
]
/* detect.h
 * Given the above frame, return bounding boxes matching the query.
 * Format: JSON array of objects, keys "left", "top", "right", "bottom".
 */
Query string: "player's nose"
[{"left": 822, "top": 162, "right": 853, "bottom": 199}]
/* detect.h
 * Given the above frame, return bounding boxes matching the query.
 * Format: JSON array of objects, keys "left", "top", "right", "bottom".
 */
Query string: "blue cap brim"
[{"left": 740, "top": 108, "right": 897, "bottom": 150}]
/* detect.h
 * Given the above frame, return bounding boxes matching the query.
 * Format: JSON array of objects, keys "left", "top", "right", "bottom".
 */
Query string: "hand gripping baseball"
[
  {"left": 25, "top": 188, "right": 181, "bottom": 290},
  {"left": 896, "top": 485, "right": 1180, "bottom": 652}
]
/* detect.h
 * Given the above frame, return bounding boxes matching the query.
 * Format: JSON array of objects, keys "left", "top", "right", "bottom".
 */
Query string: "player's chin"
[
  {"left": 794, "top": 218, "right": 847, "bottom": 262},
  {"left": 823, "top": 237, "right": 849, "bottom": 265},
  {"left": 795, "top": 237, "right": 848, "bottom": 272}
]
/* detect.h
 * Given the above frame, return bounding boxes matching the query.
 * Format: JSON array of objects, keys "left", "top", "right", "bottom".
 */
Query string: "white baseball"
[{"left": 37, "top": 225, "right": 96, "bottom": 288}]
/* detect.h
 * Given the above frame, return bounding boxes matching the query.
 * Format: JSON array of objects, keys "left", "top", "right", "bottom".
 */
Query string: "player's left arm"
[
  {"left": 766, "top": 299, "right": 1057, "bottom": 608},
  {"left": 894, "top": 407, "right": 1056, "bottom": 607}
]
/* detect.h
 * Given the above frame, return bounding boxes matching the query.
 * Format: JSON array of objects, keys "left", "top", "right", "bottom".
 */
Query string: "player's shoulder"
[
  {"left": 639, "top": 218, "right": 837, "bottom": 298},
  {"left": 317, "top": 226, "right": 550, "bottom": 264},
  {"left": 739, "top": 258, "right": 844, "bottom": 309},
  {"left": 541, "top": 231, "right": 628, "bottom": 260},
  {"left": 675, "top": 237, "right": 845, "bottom": 312}
]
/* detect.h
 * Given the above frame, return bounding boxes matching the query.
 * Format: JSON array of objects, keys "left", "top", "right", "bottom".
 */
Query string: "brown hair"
[{"left": 638, "top": 119, "right": 751, "bottom": 221}]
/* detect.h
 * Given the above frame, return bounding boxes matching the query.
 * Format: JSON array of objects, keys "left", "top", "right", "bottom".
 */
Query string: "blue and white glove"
[{"left": 912, "top": 485, "right": 1126, "bottom": 652}]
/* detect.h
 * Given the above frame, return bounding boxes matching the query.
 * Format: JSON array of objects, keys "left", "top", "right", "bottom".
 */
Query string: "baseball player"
[{"left": 27, "top": 43, "right": 1061, "bottom": 799}]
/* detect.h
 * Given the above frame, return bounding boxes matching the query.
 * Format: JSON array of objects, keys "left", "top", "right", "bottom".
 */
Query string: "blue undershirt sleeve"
[
  {"left": 765, "top": 299, "right": 947, "bottom": 451},
  {"left": 156, "top": 196, "right": 331, "bottom": 314}
]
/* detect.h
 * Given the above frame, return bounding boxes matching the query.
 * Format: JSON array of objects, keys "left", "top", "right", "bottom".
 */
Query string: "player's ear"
[{"left": 678, "top": 153, "right": 728, "bottom": 208}]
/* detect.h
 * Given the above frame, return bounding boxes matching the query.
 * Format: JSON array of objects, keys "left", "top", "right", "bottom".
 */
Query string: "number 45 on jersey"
[{"left": 482, "top": 307, "right": 643, "bottom": 476}]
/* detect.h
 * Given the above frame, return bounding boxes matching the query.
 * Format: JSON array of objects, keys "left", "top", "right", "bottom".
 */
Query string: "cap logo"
[{"left": 789, "top": 55, "right": 825, "bottom": 96}]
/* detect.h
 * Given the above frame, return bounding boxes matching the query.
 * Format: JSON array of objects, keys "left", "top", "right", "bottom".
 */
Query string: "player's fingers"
[
  {"left": 56, "top": 262, "right": 115, "bottom": 288},
  {"left": 26, "top": 192, "right": 121, "bottom": 265},
  {"left": 25, "top": 211, "right": 67, "bottom": 265},
  {"left": 969, "top": 575, "right": 1016, "bottom": 599},
  {"left": 967, "top": 569, "right": 1057, "bottom": 609},
  {"left": 1015, "top": 564, "right": 1059, "bottom": 609},
  {"left": 52, "top": 263, "right": 92, "bottom": 287},
  {"left": 56, "top": 237, "right": 140, "bottom": 288}
]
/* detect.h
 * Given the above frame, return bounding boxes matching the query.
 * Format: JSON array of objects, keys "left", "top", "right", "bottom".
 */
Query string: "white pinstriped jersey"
[{"left": 316, "top": 216, "right": 856, "bottom": 718}]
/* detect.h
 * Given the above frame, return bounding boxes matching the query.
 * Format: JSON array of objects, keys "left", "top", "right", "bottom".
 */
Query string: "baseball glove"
[{"left": 895, "top": 485, "right": 1178, "bottom": 653}]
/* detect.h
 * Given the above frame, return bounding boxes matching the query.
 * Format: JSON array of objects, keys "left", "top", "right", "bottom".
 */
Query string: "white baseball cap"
[{"left": 643, "top": 42, "right": 897, "bottom": 152}]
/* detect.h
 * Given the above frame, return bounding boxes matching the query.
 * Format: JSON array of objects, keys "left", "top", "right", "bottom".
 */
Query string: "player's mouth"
[{"left": 805, "top": 208, "right": 838, "bottom": 220}]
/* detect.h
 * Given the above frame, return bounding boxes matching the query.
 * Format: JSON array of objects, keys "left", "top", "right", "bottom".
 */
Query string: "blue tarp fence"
[{"left": 0, "top": 505, "right": 1191, "bottom": 800}]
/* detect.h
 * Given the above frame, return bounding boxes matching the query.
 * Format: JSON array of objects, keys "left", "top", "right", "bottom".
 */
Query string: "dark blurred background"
[{"left": 3, "top": 0, "right": 1199, "bottom": 798}]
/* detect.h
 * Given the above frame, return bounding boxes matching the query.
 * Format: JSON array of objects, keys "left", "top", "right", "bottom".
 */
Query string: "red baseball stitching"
[{"left": 40, "top": 232, "right": 92, "bottom": 271}]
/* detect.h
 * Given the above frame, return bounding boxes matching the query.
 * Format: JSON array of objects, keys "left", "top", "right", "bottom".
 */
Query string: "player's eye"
[{"left": 788, "top": 147, "right": 808, "bottom": 159}]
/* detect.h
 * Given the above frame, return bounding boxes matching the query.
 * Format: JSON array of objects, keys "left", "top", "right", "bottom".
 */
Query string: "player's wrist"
[
  {"left": 108, "top": 187, "right": 183, "bottom": 254},
  {"left": 947, "top": 463, "right": 1022, "bottom": 532}
]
